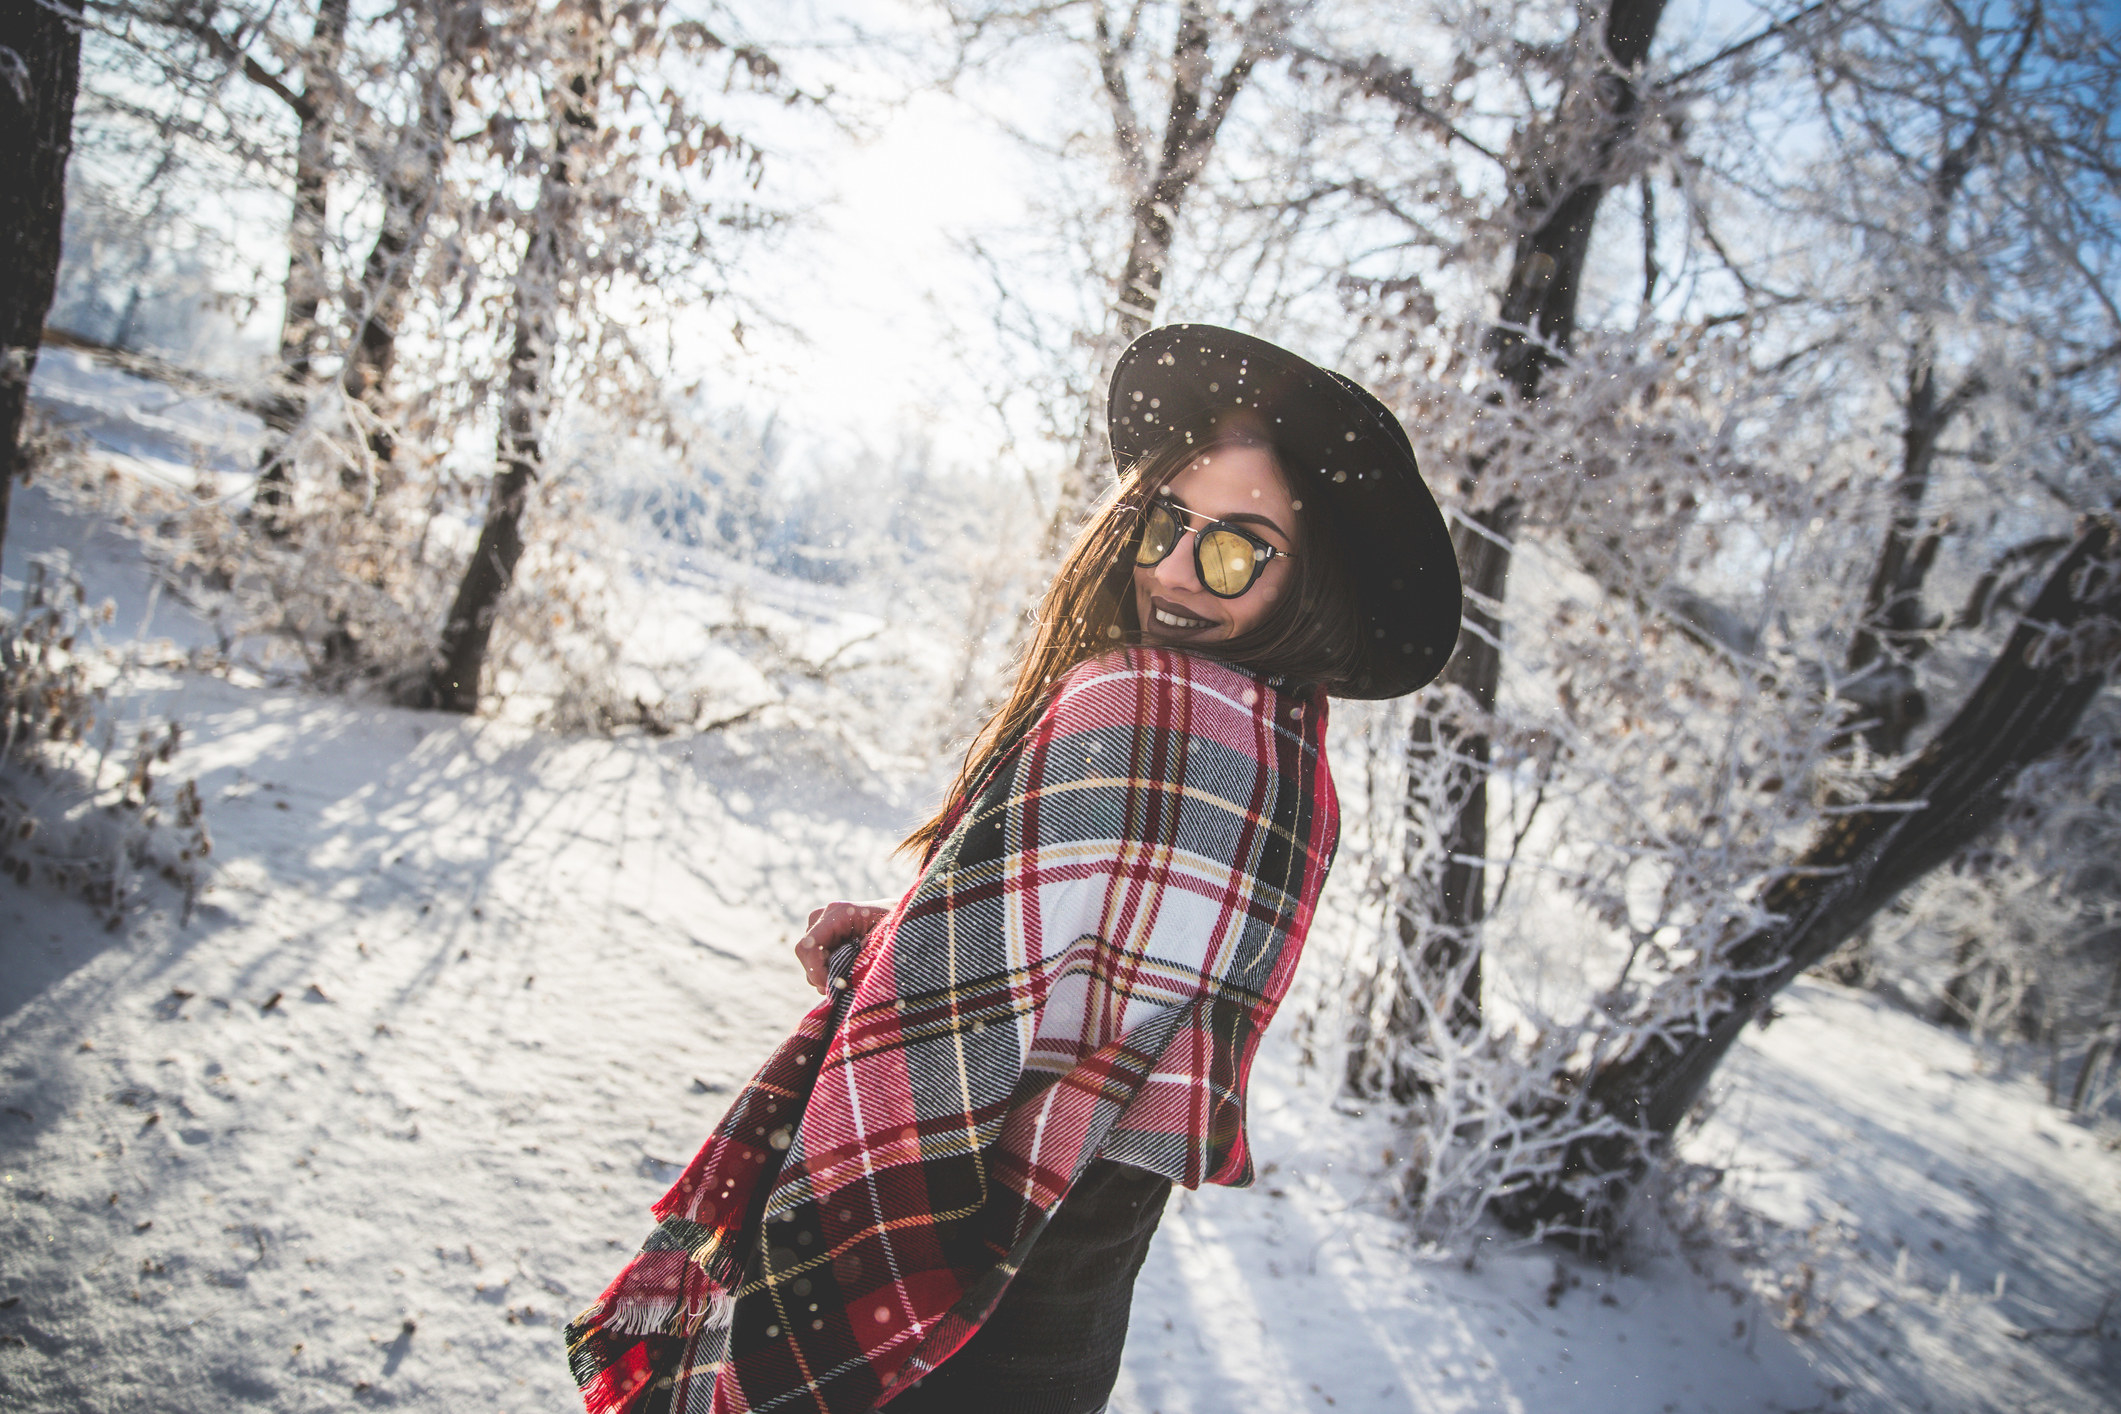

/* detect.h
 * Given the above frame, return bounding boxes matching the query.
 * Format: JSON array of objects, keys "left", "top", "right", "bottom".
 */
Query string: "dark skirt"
[{"left": 882, "top": 1158, "right": 1173, "bottom": 1414}]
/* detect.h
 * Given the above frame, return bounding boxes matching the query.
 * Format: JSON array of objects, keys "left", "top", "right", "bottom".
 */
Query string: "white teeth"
[{"left": 1154, "top": 607, "right": 1211, "bottom": 630}]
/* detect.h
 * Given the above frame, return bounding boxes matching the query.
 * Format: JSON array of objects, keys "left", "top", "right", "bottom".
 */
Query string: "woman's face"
[{"left": 1133, "top": 441, "right": 1299, "bottom": 646}]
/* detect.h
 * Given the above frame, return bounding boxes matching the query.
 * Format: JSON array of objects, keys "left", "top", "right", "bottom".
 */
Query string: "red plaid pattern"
[{"left": 567, "top": 648, "right": 1338, "bottom": 1413}]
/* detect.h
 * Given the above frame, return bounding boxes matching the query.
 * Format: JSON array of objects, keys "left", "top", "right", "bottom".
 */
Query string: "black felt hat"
[{"left": 1107, "top": 324, "right": 1461, "bottom": 699}]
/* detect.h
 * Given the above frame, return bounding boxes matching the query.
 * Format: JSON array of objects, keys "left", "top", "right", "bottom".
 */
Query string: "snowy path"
[
  {"left": 3, "top": 479, "right": 2118, "bottom": 1412},
  {"left": 1687, "top": 986, "right": 2121, "bottom": 1412},
  {"left": 0, "top": 667, "right": 1821, "bottom": 1414},
  {"left": 0, "top": 664, "right": 907, "bottom": 1413}
]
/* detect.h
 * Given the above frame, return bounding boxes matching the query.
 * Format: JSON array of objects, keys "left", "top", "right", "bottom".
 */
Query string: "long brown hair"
[{"left": 901, "top": 423, "right": 1361, "bottom": 858}]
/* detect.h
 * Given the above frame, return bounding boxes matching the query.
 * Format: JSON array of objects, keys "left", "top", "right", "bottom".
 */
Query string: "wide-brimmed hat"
[{"left": 1107, "top": 324, "right": 1461, "bottom": 699}]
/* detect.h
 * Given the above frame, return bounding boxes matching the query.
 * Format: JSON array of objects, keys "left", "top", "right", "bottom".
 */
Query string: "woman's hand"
[{"left": 794, "top": 898, "right": 894, "bottom": 995}]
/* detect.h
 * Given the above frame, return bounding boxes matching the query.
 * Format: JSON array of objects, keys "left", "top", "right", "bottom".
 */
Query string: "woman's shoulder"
[
  {"left": 1043, "top": 648, "right": 1311, "bottom": 743},
  {"left": 1051, "top": 646, "right": 1253, "bottom": 702}
]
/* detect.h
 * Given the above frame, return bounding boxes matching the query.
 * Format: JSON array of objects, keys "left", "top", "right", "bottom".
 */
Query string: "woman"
[{"left": 567, "top": 325, "right": 1460, "bottom": 1414}]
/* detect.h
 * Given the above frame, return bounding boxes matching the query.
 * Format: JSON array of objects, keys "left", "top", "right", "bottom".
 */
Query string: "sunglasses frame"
[{"left": 1135, "top": 495, "right": 1295, "bottom": 599}]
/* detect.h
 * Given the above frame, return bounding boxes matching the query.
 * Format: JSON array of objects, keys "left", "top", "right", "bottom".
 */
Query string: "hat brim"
[{"left": 1108, "top": 324, "right": 1461, "bottom": 699}]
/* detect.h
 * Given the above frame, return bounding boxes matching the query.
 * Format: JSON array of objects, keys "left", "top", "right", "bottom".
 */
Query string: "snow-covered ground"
[
  {"left": 5, "top": 368, "right": 2119, "bottom": 1412},
  {"left": 1681, "top": 987, "right": 2121, "bottom": 1412},
  {"left": 25, "top": 347, "right": 264, "bottom": 493}
]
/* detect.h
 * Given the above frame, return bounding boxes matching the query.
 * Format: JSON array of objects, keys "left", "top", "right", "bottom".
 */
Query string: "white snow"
[
  {"left": 27, "top": 348, "right": 265, "bottom": 494},
  {"left": 5, "top": 376, "right": 2119, "bottom": 1412},
  {"left": 1680, "top": 985, "right": 2121, "bottom": 1412}
]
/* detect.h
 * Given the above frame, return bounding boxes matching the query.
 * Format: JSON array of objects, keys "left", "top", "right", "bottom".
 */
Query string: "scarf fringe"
[
  {"left": 588, "top": 1297, "right": 690, "bottom": 1339},
  {"left": 570, "top": 1288, "right": 735, "bottom": 1414},
  {"left": 592, "top": 1282, "right": 735, "bottom": 1338},
  {"left": 578, "top": 1230, "right": 745, "bottom": 1340}
]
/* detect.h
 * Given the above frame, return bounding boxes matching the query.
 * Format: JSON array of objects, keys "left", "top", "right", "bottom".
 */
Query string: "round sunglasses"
[{"left": 1134, "top": 497, "right": 1294, "bottom": 598}]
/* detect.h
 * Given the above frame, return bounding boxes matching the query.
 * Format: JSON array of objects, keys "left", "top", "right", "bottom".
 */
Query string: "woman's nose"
[{"left": 1152, "top": 531, "right": 1203, "bottom": 592}]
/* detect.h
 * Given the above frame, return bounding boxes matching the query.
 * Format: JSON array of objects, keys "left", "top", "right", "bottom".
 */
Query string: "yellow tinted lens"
[
  {"left": 1137, "top": 502, "right": 1180, "bottom": 565},
  {"left": 1200, "top": 528, "right": 1261, "bottom": 596}
]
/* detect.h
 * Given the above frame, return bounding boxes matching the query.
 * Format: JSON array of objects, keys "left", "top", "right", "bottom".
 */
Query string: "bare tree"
[
  {"left": 273, "top": 0, "right": 349, "bottom": 389},
  {"left": 1298, "top": 0, "right": 2121, "bottom": 1244},
  {"left": 63, "top": 0, "right": 793, "bottom": 707},
  {"left": 1061, "top": 0, "right": 1291, "bottom": 536},
  {"left": 1826, "top": 0, "right": 2088, "bottom": 757},
  {"left": 142, "top": 0, "right": 351, "bottom": 519},
  {"left": 132, "top": 0, "right": 348, "bottom": 387},
  {"left": 0, "top": 0, "right": 85, "bottom": 584},
  {"left": 1497, "top": 513, "right": 2121, "bottom": 1243},
  {"left": 409, "top": 3, "right": 788, "bottom": 712},
  {"left": 417, "top": 3, "right": 611, "bottom": 713},
  {"left": 338, "top": 1, "right": 486, "bottom": 476},
  {"left": 102, "top": 0, "right": 387, "bottom": 534},
  {"left": 1327, "top": 0, "right": 1676, "bottom": 1097},
  {"left": 949, "top": 0, "right": 1295, "bottom": 543}
]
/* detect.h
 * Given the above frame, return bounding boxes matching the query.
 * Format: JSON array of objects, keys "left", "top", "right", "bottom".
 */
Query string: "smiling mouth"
[{"left": 1150, "top": 600, "right": 1215, "bottom": 632}]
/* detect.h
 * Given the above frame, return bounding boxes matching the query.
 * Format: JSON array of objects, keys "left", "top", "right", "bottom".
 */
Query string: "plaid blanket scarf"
[{"left": 567, "top": 647, "right": 1338, "bottom": 1414}]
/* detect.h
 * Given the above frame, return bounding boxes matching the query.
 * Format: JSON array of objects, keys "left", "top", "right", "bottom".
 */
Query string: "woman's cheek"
[{"left": 1235, "top": 577, "right": 1285, "bottom": 634}]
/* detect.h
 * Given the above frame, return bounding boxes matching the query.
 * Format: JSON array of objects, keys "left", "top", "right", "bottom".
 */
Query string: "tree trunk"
[
  {"left": 1349, "top": 0, "right": 1670, "bottom": 1095},
  {"left": 2068, "top": 942, "right": 2121, "bottom": 1113},
  {"left": 1936, "top": 928, "right": 1991, "bottom": 1029},
  {"left": 1047, "top": 0, "right": 1278, "bottom": 547},
  {"left": 418, "top": 55, "right": 601, "bottom": 714},
  {"left": 252, "top": 0, "right": 352, "bottom": 523},
  {"left": 0, "top": 0, "right": 84, "bottom": 586},
  {"left": 279, "top": 0, "right": 351, "bottom": 386},
  {"left": 342, "top": 3, "right": 478, "bottom": 476},
  {"left": 1350, "top": 500, "right": 1516, "bottom": 1097},
  {"left": 1843, "top": 357, "right": 1946, "bottom": 756},
  {"left": 1494, "top": 514, "right": 2121, "bottom": 1246},
  {"left": 340, "top": 163, "right": 434, "bottom": 471}
]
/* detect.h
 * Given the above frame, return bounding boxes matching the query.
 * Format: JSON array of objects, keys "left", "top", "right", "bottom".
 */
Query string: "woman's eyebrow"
[
  {"left": 1219, "top": 509, "right": 1292, "bottom": 541},
  {"left": 1161, "top": 490, "right": 1290, "bottom": 542}
]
